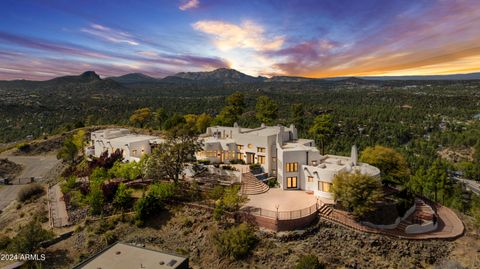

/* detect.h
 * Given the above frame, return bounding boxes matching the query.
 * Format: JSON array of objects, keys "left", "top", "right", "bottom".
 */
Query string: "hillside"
[{"left": 108, "top": 73, "right": 160, "bottom": 84}]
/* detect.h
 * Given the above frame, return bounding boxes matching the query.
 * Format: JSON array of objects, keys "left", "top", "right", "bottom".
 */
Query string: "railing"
[{"left": 242, "top": 203, "right": 319, "bottom": 220}]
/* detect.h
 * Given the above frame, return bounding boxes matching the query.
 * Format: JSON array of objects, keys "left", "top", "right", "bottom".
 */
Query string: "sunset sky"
[{"left": 1, "top": 0, "right": 479, "bottom": 80}]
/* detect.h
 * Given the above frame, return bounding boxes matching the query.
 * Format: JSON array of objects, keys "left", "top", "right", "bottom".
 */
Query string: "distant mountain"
[
  {"left": 169, "top": 68, "right": 264, "bottom": 83},
  {"left": 266, "top": 76, "right": 313, "bottom": 82},
  {"left": 108, "top": 73, "right": 160, "bottom": 84},
  {"left": 0, "top": 71, "right": 124, "bottom": 92},
  {"left": 48, "top": 71, "right": 101, "bottom": 84},
  {"left": 358, "top": 72, "right": 480, "bottom": 81}
]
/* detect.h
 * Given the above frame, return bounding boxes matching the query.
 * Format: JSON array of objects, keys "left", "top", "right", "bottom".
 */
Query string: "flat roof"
[
  {"left": 281, "top": 139, "right": 316, "bottom": 151},
  {"left": 108, "top": 134, "right": 160, "bottom": 144},
  {"left": 74, "top": 242, "right": 188, "bottom": 269}
]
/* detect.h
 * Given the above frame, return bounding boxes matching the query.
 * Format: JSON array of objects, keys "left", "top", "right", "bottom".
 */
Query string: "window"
[
  {"left": 322, "top": 182, "right": 332, "bottom": 192},
  {"left": 287, "top": 177, "right": 298, "bottom": 188},
  {"left": 307, "top": 176, "right": 314, "bottom": 182},
  {"left": 286, "top": 162, "right": 298, "bottom": 172},
  {"left": 237, "top": 144, "right": 244, "bottom": 150},
  {"left": 132, "top": 150, "right": 137, "bottom": 156},
  {"left": 206, "top": 151, "right": 218, "bottom": 157},
  {"left": 236, "top": 152, "right": 243, "bottom": 160},
  {"left": 318, "top": 181, "right": 332, "bottom": 192},
  {"left": 257, "top": 147, "right": 266, "bottom": 153},
  {"left": 258, "top": 155, "right": 265, "bottom": 164}
]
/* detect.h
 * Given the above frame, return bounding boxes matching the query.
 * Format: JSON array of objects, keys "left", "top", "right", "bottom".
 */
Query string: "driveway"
[
  {"left": 453, "top": 177, "right": 480, "bottom": 195},
  {"left": 0, "top": 151, "right": 60, "bottom": 211}
]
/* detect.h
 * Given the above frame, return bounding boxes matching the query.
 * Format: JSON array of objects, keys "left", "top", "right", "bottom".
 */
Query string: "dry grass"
[{"left": 449, "top": 214, "right": 480, "bottom": 268}]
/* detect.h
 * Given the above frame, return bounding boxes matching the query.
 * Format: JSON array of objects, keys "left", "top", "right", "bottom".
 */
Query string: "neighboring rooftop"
[
  {"left": 92, "top": 128, "right": 164, "bottom": 144},
  {"left": 108, "top": 134, "right": 163, "bottom": 144},
  {"left": 73, "top": 242, "right": 188, "bottom": 269}
]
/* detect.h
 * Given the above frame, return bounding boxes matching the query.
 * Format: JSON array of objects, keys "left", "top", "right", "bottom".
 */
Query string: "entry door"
[
  {"left": 287, "top": 177, "right": 298, "bottom": 188},
  {"left": 246, "top": 153, "right": 255, "bottom": 164}
]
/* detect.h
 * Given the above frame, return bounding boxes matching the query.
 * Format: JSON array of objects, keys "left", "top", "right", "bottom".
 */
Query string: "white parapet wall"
[{"left": 405, "top": 221, "right": 438, "bottom": 234}]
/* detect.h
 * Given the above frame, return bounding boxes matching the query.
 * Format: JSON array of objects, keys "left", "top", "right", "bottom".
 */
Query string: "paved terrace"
[
  {"left": 243, "top": 188, "right": 318, "bottom": 212},
  {"left": 321, "top": 203, "right": 464, "bottom": 240},
  {"left": 242, "top": 188, "right": 463, "bottom": 239}
]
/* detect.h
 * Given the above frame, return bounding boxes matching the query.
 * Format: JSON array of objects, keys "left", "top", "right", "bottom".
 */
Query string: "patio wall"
[{"left": 186, "top": 202, "right": 319, "bottom": 232}]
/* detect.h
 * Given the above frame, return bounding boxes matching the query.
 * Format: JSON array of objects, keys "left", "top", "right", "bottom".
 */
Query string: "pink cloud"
[{"left": 179, "top": 0, "right": 199, "bottom": 11}]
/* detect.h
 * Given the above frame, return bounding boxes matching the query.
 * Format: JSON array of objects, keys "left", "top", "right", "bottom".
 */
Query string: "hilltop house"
[
  {"left": 196, "top": 123, "right": 380, "bottom": 200},
  {"left": 86, "top": 128, "right": 164, "bottom": 162}
]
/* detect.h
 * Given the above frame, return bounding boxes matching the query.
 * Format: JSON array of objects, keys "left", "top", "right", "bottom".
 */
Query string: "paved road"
[
  {"left": 0, "top": 151, "right": 60, "bottom": 211},
  {"left": 453, "top": 176, "right": 480, "bottom": 195}
]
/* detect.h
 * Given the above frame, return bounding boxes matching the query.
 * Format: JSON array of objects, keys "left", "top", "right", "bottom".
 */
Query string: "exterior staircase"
[
  {"left": 318, "top": 203, "right": 333, "bottom": 217},
  {"left": 240, "top": 172, "right": 269, "bottom": 195},
  {"left": 391, "top": 199, "right": 436, "bottom": 234}
]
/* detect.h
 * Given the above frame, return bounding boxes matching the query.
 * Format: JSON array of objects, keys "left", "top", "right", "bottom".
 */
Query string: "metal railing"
[{"left": 242, "top": 203, "right": 319, "bottom": 220}]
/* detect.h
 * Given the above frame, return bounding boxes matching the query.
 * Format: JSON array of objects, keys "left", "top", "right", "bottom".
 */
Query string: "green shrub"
[
  {"left": 134, "top": 182, "right": 176, "bottom": 222},
  {"left": 221, "top": 165, "right": 237, "bottom": 171},
  {"left": 104, "top": 231, "right": 117, "bottom": 245},
  {"left": 16, "top": 143, "right": 31, "bottom": 152},
  {"left": 176, "top": 248, "right": 189, "bottom": 255},
  {"left": 213, "top": 223, "right": 258, "bottom": 260},
  {"left": 332, "top": 172, "right": 383, "bottom": 218},
  {"left": 94, "top": 218, "right": 116, "bottom": 235},
  {"left": 9, "top": 220, "right": 53, "bottom": 253},
  {"left": 180, "top": 216, "right": 194, "bottom": 227},
  {"left": 69, "top": 190, "right": 87, "bottom": 210},
  {"left": 61, "top": 176, "right": 77, "bottom": 193},
  {"left": 0, "top": 235, "right": 11, "bottom": 250},
  {"left": 266, "top": 177, "right": 278, "bottom": 188},
  {"left": 295, "top": 255, "right": 325, "bottom": 269},
  {"left": 249, "top": 163, "right": 262, "bottom": 171},
  {"left": 213, "top": 204, "right": 224, "bottom": 221},
  {"left": 88, "top": 181, "right": 105, "bottom": 215},
  {"left": 208, "top": 185, "right": 225, "bottom": 200},
  {"left": 109, "top": 161, "right": 142, "bottom": 180},
  {"left": 113, "top": 183, "right": 133, "bottom": 210},
  {"left": 17, "top": 184, "right": 45, "bottom": 202},
  {"left": 198, "top": 159, "right": 210, "bottom": 165},
  {"left": 222, "top": 185, "right": 245, "bottom": 211}
]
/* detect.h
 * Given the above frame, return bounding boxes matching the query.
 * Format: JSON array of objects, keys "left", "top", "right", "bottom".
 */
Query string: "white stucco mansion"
[
  {"left": 196, "top": 123, "right": 380, "bottom": 199},
  {"left": 85, "top": 128, "right": 164, "bottom": 162}
]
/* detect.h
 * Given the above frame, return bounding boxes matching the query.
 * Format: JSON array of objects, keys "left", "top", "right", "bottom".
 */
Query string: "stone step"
[{"left": 241, "top": 172, "right": 269, "bottom": 195}]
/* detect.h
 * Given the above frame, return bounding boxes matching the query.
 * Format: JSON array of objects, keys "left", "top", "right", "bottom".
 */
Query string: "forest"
[{"left": 1, "top": 76, "right": 479, "bottom": 183}]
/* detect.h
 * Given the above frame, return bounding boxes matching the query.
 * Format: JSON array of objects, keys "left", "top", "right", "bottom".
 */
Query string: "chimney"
[
  {"left": 351, "top": 145, "right": 358, "bottom": 166},
  {"left": 277, "top": 126, "right": 284, "bottom": 146},
  {"left": 290, "top": 124, "right": 298, "bottom": 140},
  {"left": 234, "top": 122, "right": 241, "bottom": 133}
]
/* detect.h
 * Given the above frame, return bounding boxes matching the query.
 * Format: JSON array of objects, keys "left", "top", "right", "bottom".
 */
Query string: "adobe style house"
[
  {"left": 196, "top": 123, "right": 380, "bottom": 200},
  {"left": 86, "top": 128, "right": 164, "bottom": 162}
]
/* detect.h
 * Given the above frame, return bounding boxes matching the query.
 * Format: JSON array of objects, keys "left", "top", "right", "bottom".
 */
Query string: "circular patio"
[{"left": 242, "top": 188, "right": 318, "bottom": 212}]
